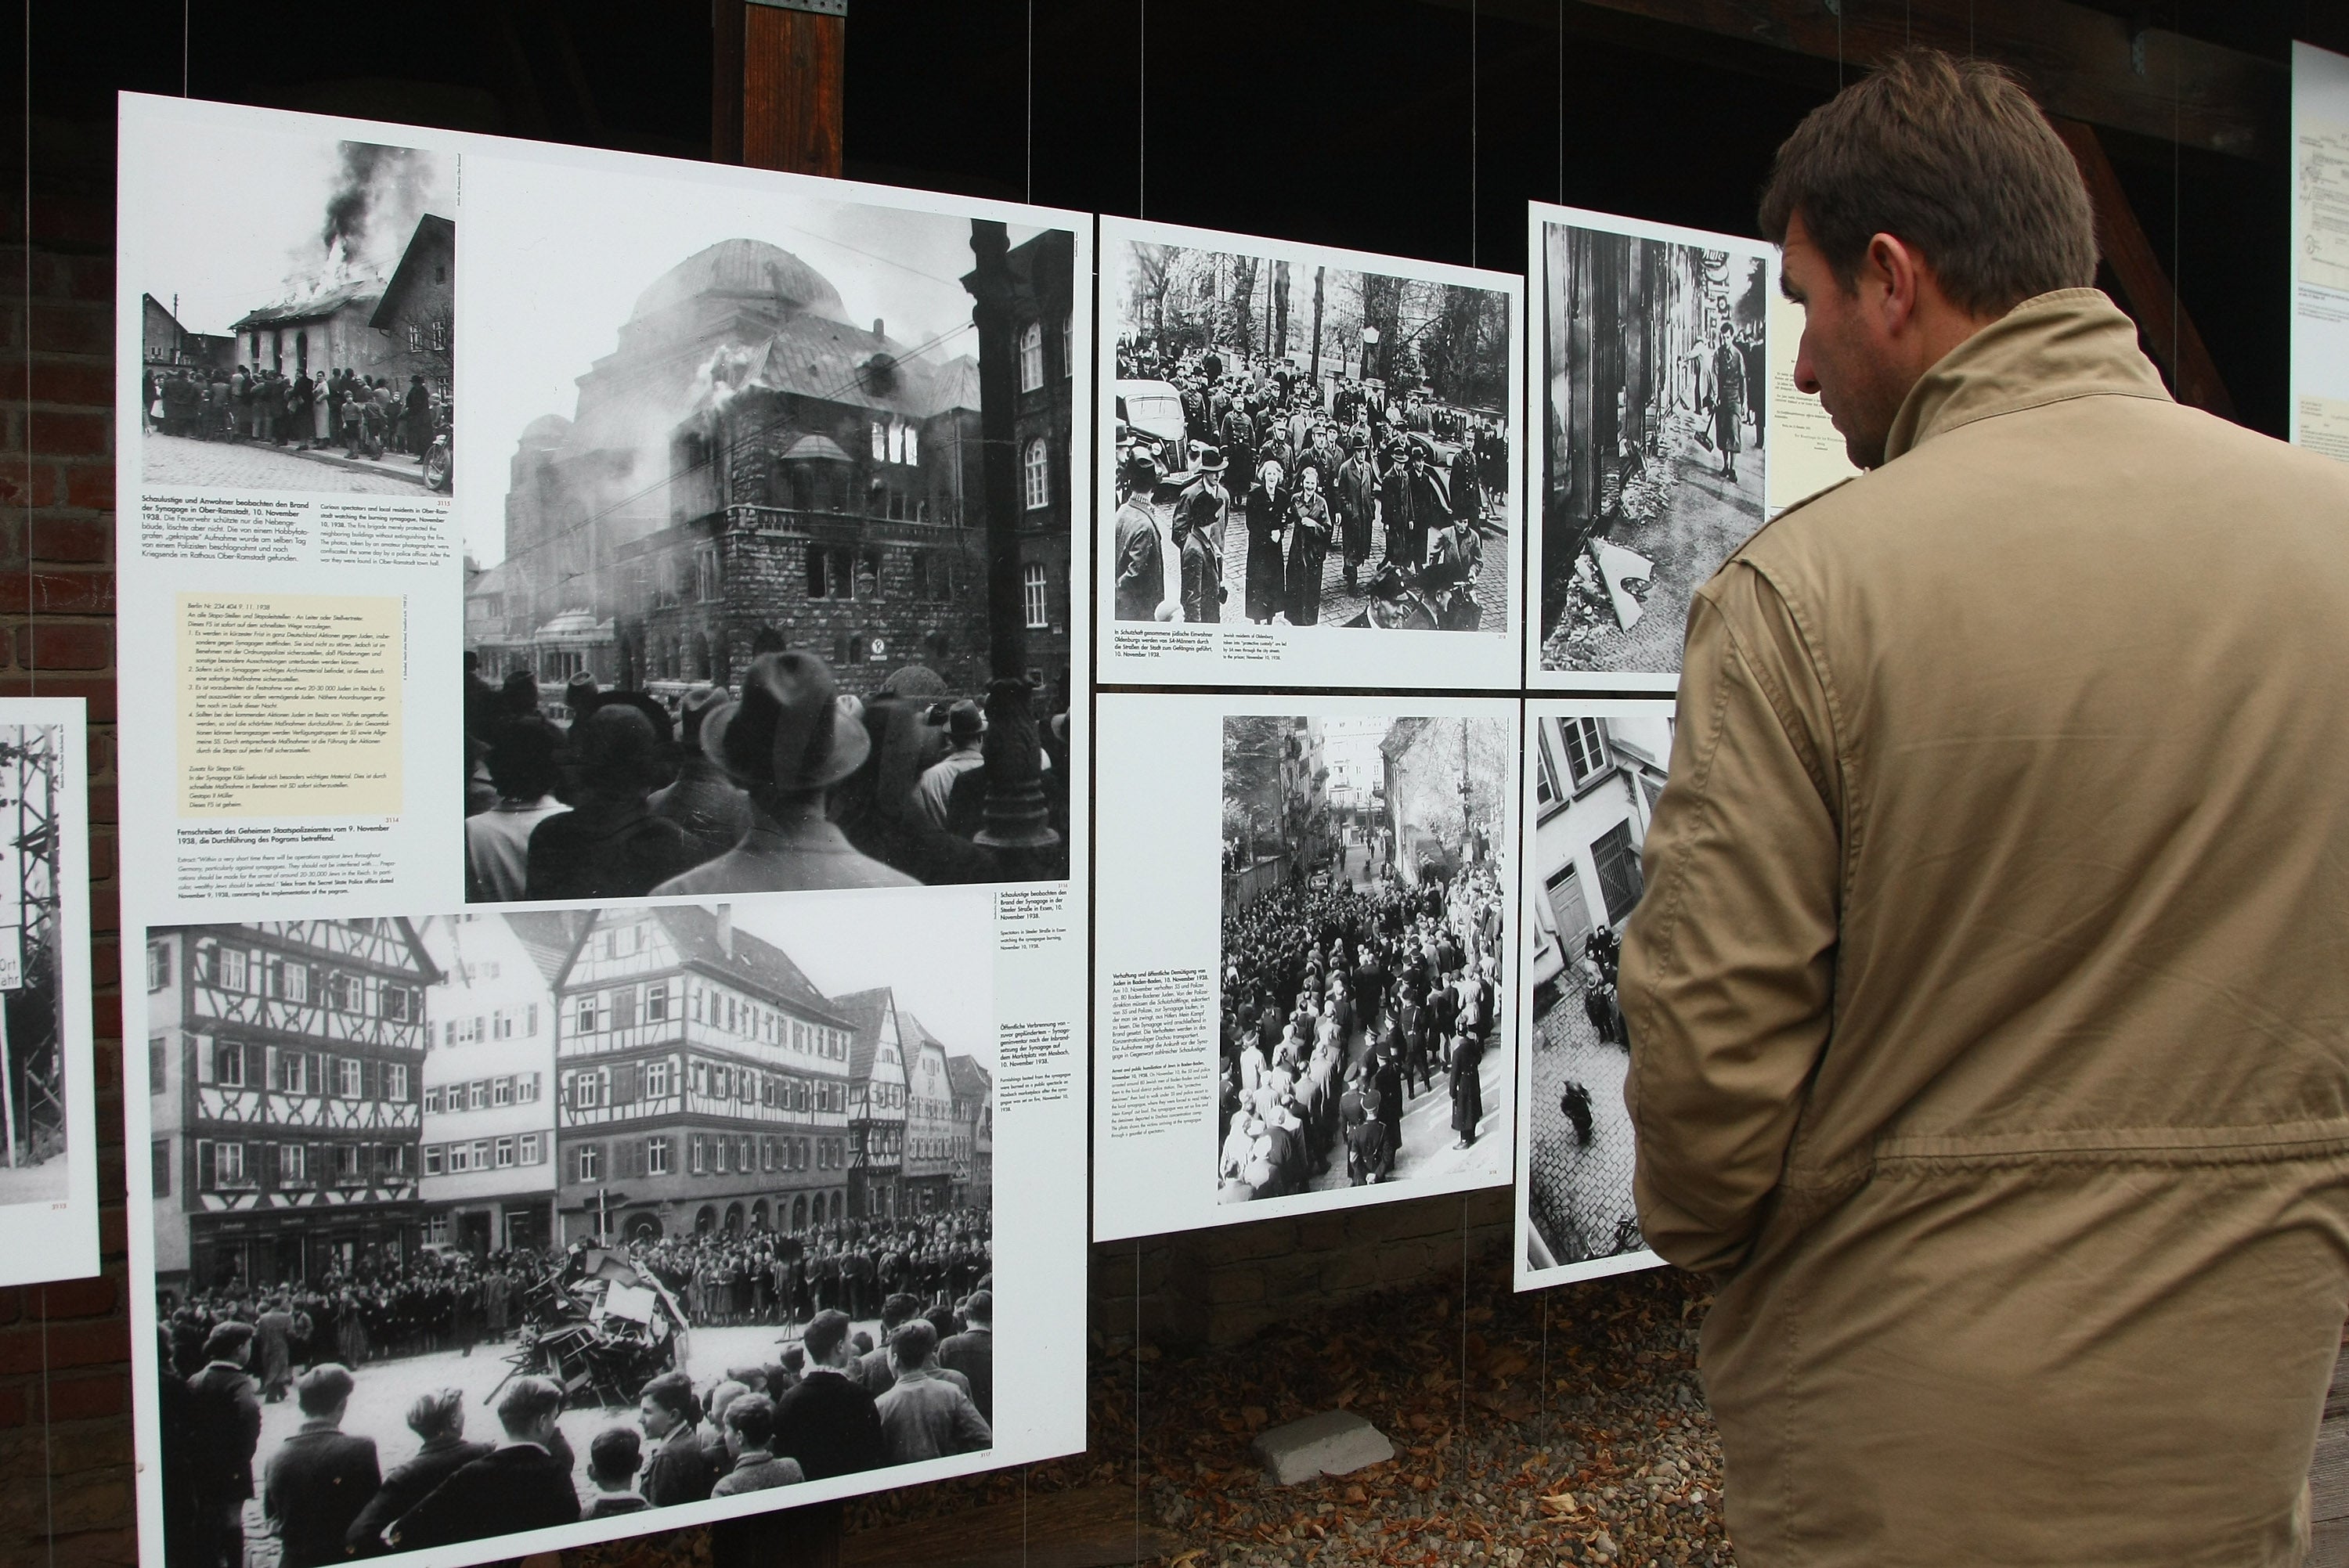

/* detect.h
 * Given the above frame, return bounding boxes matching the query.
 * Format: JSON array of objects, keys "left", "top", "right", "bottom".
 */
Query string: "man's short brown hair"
[{"left": 1759, "top": 47, "right": 2097, "bottom": 315}]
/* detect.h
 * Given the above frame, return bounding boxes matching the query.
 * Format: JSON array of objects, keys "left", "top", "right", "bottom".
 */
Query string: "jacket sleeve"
[{"left": 1619, "top": 568, "right": 1842, "bottom": 1275}]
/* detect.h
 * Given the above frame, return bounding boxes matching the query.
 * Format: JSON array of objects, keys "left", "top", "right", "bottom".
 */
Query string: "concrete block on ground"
[{"left": 1250, "top": 1408, "right": 1395, "bottom": 1486}]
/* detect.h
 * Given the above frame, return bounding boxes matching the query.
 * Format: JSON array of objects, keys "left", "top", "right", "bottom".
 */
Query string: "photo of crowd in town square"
[
  {"left": 464, "top": 178, "right": 1077, "bottom": 899},
  {"left": 1535, "top": 214, "right": 1767, "bottom": 678},
  {"left": 1216, "top": 714, "right": 1511, "bottom": 1207},
  {"left": 1107, "top": 232, "right": 1512, "bottom": 635},
  {"left": 1520, "top": 707, "right": 1671, "bottom": 1279},
  {"left": 135, "top": 137, "right": 454, "bottom": 498},
  {"left": 143, "top": 896, "right": 998, "bottom": 1566}
]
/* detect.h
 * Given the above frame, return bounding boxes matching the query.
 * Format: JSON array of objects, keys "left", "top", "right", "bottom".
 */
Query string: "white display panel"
[
  {"left": 1095, "top": 214, "right": 1525, "bottom": 692},
  {"left": 1528, "top": 203, "right": 1774, "bottom": 691},
  {"left": 117, "top": 92, "right": 1091, "bottom": 1568},
  {"left": 0, "top": 701, "right": 99, "bottom": 1285},
  {"left": 1092, "top": 690, "right": 1520, "bottom": 1242},
  {"left": 1512, "top": 699, "right": 1669, "bottom": 1292},
  {"left": 2294, "top": 41, "right": 2349, "bottom": 467}
]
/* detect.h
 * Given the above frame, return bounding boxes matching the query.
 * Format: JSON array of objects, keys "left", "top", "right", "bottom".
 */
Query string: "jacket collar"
[{"left": 1882, "top": 287, "right": 2170, "bottom": 465}]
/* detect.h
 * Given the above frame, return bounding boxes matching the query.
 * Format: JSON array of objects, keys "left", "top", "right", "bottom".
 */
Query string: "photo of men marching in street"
[
  {"left": 1532, "top": 208, "right": 1770, "bottom": 684},
  {"left": 1217, "top": 714, "right": 1511, "bottom": 1208},
  {"left": 1097, "top": 219, "right": 1523, "bottom": 692}
]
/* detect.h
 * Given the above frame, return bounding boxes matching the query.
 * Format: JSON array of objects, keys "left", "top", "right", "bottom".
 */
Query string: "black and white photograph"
[
  {"left": 141, "top": 896, "right": 1002, "bottom": 1566},
  {"left": 1216, "top": 714, "right": 1510, "bottom": 1206},
  {"left": 1515, "top": 704, "right": 1670, "bottom": 1289},
  {"left": 1532, "top": 206, "right": 1770, "bottom": 687},
  {"left": 463, "top": 156, "right": 1082, "bottom": 900},
  {"left": 132, "top": 132, "right": 456, "bottom": 498},
  {"left": 0, "top": 703, "right": 98, "bottom": 1285},
  {"left": 1097, "top": 218, "right": 1523, "bottom": 692}
]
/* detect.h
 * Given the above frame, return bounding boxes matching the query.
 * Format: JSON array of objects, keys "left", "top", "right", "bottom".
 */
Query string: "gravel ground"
[{"left": 823, "top": 1259, "right": 1731, "bottom": 1567}]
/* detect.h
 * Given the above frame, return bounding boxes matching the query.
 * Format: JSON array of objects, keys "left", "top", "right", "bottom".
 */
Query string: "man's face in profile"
[{"left": 1781, "top": 211, "right": 1909, "bottom": 470}]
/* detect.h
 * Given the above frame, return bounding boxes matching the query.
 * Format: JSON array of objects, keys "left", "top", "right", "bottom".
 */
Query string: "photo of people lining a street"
[
  {"left": 135, "top": 137, "right": 454, "bottom": 498},
  {"left": 463, "top": 171, "right": 1077, "bottom": 898},
  {"left": 144, "top": 895, "right": 998, "bottom": 1565},
  {"left": 1217, "top": 715, "right": 1511, "bottom": 1207},
  {"left": 1535, "top": 216, "right": 1766, "bottom": 677},
  {"left": 1107, "top": 233, "right": 1512, "bottom": 636},
  {"left": 1520, "top": 707, "right": 1672, "bottom": 1280}
]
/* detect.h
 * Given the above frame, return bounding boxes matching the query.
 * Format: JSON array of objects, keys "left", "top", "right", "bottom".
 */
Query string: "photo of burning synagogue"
[
  {"left": 136, "top": 139, "right": 455, "bottom": 496},
  {"left": 1535, "top": 220, "right": 1766, "bottom": 676},
  {"left": 465, "top": 217, "right": 1077, "bottom": 899},
  {"left": 1217, "top": 714, "right": 1510, "bottom": 1206},
  {"left": 146, "top": 899, "right": 996, "bottom": 1562}
]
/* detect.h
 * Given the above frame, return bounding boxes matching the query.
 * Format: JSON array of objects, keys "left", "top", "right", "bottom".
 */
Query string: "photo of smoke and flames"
[{"left": 132, "top": 127, "right": 456, "bottom": 499}]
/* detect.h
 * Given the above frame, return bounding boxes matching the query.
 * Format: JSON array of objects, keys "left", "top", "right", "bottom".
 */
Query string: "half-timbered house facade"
[
  {"left": 145, "top": 920, "right": 436, "bottom": 1292},
  {"left": 945, "top": 1054, "right": 993, "bottom": 1211},
  {"left": 555, "top": 906, "right": 854, "bottom": 1243},
  {"left": 836, "top": 987, "right": 909, "bottom": 1221},
  {"left": 898, "top": 1014, "right": 958, "bottom": 1214}
]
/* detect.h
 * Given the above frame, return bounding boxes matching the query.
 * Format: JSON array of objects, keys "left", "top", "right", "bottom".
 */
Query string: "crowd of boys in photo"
[
  {"left": 142, "top": 362, "right": 446, "bottom": 464},
  {"left": 1110, "top": 345, "right": 1506, "bottom": 632},
  {"left": 462, "top": 645, "right": 1073, "bottom": 901},
  {"left": 1216, "top": 853, "right": 1506, "bottom": 1201},
  {"left": 157, "top": 1212, "right": 994, "bottom": 1567}
]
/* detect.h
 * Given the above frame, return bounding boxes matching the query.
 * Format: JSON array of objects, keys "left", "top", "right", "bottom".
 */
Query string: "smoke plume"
[{"left": 318, "top": 142, "right": 442, "bottom": 279}]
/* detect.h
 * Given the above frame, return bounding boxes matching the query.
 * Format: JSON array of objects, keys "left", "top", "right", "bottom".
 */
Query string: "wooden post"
[
  {"left": 716, "top": 0, "right": 846, "bottom": 178},
  {"left": 2051, "top": 117, "right": 2236, "bottom": 420},
  {"left": 704, "top": 13, "right": 847, "bottom": 1562}
]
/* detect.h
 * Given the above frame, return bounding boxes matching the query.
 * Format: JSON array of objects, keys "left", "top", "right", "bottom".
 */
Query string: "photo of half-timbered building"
[
  {"left": 144, "top": 919, "right": 436, "bottom": 1292},
  {"left": 554, "top": 904, "right": 857, "bottom": 1242}
]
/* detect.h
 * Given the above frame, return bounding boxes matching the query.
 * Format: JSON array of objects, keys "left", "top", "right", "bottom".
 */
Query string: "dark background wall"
[{"left": 10, "top": 3, "right": 2349, "bottom": 1564}]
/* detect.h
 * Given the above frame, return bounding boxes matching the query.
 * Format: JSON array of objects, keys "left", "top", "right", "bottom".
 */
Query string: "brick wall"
[{"left": 3, "top": 117, "right": 133, "bottom": 1568}]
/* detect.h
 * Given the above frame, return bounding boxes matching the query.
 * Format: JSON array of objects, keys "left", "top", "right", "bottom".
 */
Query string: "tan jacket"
[{"left": 1622, "top": 289, "right": 2349, "bottom": 1566}]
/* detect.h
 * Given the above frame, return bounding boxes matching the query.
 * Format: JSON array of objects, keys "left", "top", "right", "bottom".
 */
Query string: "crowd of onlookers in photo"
[
  {"left": 464, "top": 648, "right": 1072, "bottom": 900},
  {"left": 157, "top": 1220, "right": 995, "bottom": 1566}
]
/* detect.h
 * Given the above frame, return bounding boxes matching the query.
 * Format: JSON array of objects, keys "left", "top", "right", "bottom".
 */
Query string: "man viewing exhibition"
[{"left": 1621, "top": 45, "right": 2349, "bottom": 1568}]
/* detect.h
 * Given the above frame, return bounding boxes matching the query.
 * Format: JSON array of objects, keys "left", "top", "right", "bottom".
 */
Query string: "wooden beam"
[
  {"left": 2052, "top": 117, "right": 2235, "bottom": 419},
  {"left": 739, "top": 2, "right": 846, "bottom": 177},
  {"left": 1434, "top": 0, "right": 2282, "bottom": 164}
]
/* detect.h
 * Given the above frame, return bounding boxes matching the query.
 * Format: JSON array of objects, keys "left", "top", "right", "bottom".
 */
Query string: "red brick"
[
  {"left": 48, "top": 1526, "right": 138, "bottom": 1568},
  {"left": 88, "top": 782, "right": 118, "bottom": 828},
  {"left": 97, "top": 1208, "right": 126, "bottom": 1259},
  {"left": 0, "top": 1382, "right": 28, "bottom": 1427},
  {"left": 87, "top": 831, "right": 114, "bottom": 884},
  {"left": 0, "top": 673, "right": 116, "bottom": 721},
  {"left": 30, "top": 196, "right": 114, "bottom": 250},
  {"left": 34, "top": 1276, "right": 117, "bottom": 1321},
  {"left": 23, "top": 407, "right": 109, "bottom": 458},
  {"left": 17, "top": 621, "right": 114, "bottom": 671},
  {"left": 30, "top": 359, "right": 115, "bottom": 409},
  {"left": 41, "top": 252, "right": 114, "bottom": 304},
  {"left": 30, "top": 516, "right": 112, "bottom": 564},
  {"left": 63, "top": 463, "right": 114, "bottom": 513},
  {"left": 37, "top": 571, "right": 114, "bottom": 616},
  {"left": 89, "top": 881, "right": 117, "bottom": 938},
  {"left": 27, "top": 302, "right": 110, "bottom": 359},
  {"left": 0, "top": 1318, "right": 128, "bottom": 1375},
  {"left": 91, "top": 995, "right": 120, "bottom": 1042},
  {"left": 0, "top": 303, "right": 23, "bottom": 352}
]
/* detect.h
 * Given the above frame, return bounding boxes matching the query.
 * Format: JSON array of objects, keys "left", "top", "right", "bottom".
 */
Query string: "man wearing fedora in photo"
[
  {"left": 912, "top": 699, "right": 986, "bottom": 831},
  {"left": 648, "top": 682, "right": 752, "bottom": 861},
  {"left": 524, "top": 703, "right": 702, "bottom": 900},
  {"left": 1174, "top": 441, "right": 1229, "bottom": 625},
  {"left": 1113, "top": 448, "right": 1167, "bottom": 622},
  {"left": 653, "top": 651, "right": 916, "bottom": 894}
]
